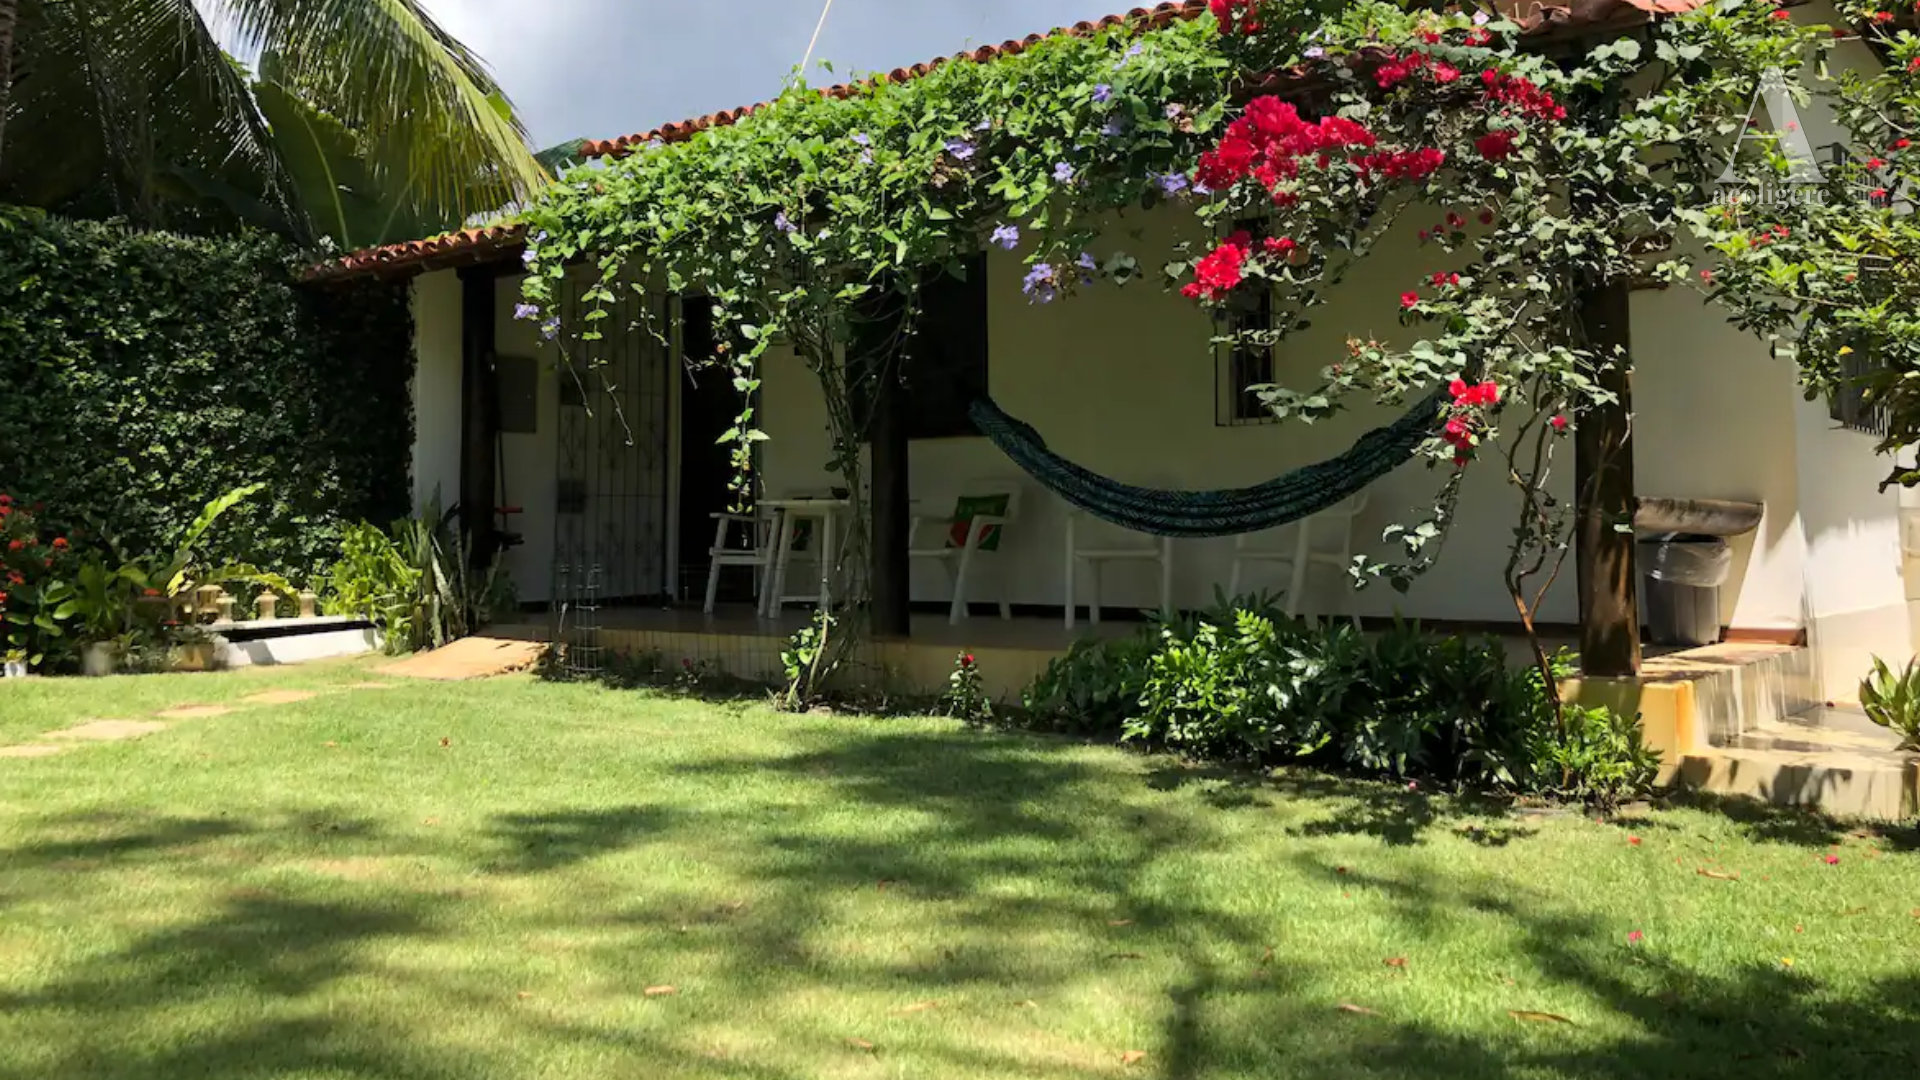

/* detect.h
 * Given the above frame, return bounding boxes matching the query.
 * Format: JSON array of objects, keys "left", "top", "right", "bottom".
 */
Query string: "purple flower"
[
  {"left": 1053, "top": 162, "right": 1075, "bottom": 184},
  {"left": 1158, "top": 172, "right": 1190, "bottom": 195},
  {"left": 974, "top": 119, "right": 992, "bottom": 132},
  {"left": 1304, "top": 46, "right": 1325, "bottom": 59},
  {"left": 1124, "top": 43, "right": 1144, "bottom": 61},
  {"left": 945, "top": 138, "right": 976, "bottom": 160},
  {"left": 1165, "top": 103, "right": 1184, "bottom": 120},
  {"left": 860, "top": 148, "right": 875, "bottom": 165},
  {"left": 1076, "top": 251, "right": 1098, "bottom": 282},
  {"left": 775, "top": 211, "right": 797, "bottom": 234},
  {"left": 1022, "top": 263, "right": 1057, "bottom": 304},
  {"left": 1092, "top": 83, "right": 1113, "bottom": 104},
  {"left": 991, "top": 223, "right": 1020, "bottom": 250},
  {"left": 852, "top": 132, "right": 871, "bottom": 146},
  {"left": 1192, "top": 180, "right": 1214, "bottom": 197},
  {"left": 540, "top": 318, "right": 561, "bottom": 341},
  {"left": 513, "top": 302, "right": 540, "bottom": 321},
  {"left": 1102, "top": 116, "right": 1127, "bottom": 138},
  {"left": 1473, "top": 10, "right": 1491, "bottom": 25},
  {"left": 521, "top": 248, "right": 537, "bottom": 267}
]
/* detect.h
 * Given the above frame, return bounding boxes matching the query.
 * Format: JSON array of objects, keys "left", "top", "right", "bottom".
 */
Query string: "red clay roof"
[{"left": 313, "top": 0, "right": 1709, "bottom": 282}]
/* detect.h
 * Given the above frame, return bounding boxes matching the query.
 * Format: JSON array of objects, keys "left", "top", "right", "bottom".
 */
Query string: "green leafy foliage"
[
  {"left": 777, "top": 611, "right": 840, "bottom": 711},
  {"left": 939, "top": 651, "right": 992, "bottom": 723},
  {"left": 0, "top": 496, "right": 81, "bottom": 667},
  {"left": 321, "top": 505, "right": 507, "bottom": 655},
  {"left": 0, "top": 208, "right": 415, "bottom": 578},
  {"left": 1859, "top": 655, "right": 1920, "bottom": 752},
  {"left": 1021, "top": 600, "right": 1655, "bottom": 802},
  {"left": 1527, "top": 703, "right": 1663, "bottom": 811}
]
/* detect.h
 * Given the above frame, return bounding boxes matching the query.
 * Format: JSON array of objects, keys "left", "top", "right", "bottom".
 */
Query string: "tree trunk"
[
  {"left": 1574, "top": 276, "right": 1642, "bottom": 677},
  {"left": 0, "top": 0, "right": 18, "bottom": 172}
]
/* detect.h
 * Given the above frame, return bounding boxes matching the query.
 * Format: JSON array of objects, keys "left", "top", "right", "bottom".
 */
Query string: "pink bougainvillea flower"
[
  {"left": 1627, "top": 930, "right": 1644, "bottom": 944},
  {"left": 1824, "top": 854, "right": 1840, "bottom": 865},
  {"left": 1400, "top": 291, "right": 1421, "bottom": 309}
]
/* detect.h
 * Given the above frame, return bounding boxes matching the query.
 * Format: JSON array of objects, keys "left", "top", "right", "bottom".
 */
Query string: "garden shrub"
[
  {"left": 0, "top": 207, "right": 414, "bottom": 579},
  {"left": 1021, "top": 600, "right": 1657, "bottom": 802}
]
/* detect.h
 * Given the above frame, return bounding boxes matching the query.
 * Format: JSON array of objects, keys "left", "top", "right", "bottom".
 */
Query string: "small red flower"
[
  {"left": 1770, "top": 8, "right": 1791, "bottom": 18},
  {"left": 0, "top": 591, "right": 8, "bottom": 605},
  {"left": 1871, "top": 10, "right": 1894, "bottom": 21},
  {"left": 962, "top": 653, "right": 976, "bottom": 666},
  {"left": 1699, "top": 268, "right": 1715, "bottom": 282},
  {"left": 1871, "top": 187, "right": 1889, "bottom": 199},
  {"left": 5, "top": 539, "right": 21, "bottom": 551},
  {"left": 1867, "top": 157, "right": 1886, "bottom": 169},
  {"left": 1551, "top": 415, "right": 1569, "bottom": 432},
  {"left": 1263, "top": 236, "right": 1297, "bottom": 258},
  {"left": 51, "top": 537, "right": 68, "bottom": 550},
  {"left": 1627, "top": 930, "right": 1644, "bottom": 944},
  {"left": 1446, "top": 211, "right": 1465, "bottom": 229},
  {"left": 1478, "top": 209, "right": 1495, "bottom": 225},
  {"left": 1895, "top": 139, "right": 1913, "bottom": 150},
  {"left": 1824, "top": 853, "right": 1840, "bottom": 865},
  {"left": 1400, "top": 291, "right": 1420, "bottom": 309},
  {"left": 1627, "top": 834, "right": 1641, "bottom": 844},
  {"left": 0, "top": 493, "right": 11, "bottom": 505},
  {"left": 1474, "top": 129, "right": 1517, "bottom": 161},
  {"left": 5, "top": 572, "right": 22, "bottom": 586},
  {"left": 142, "top": 588, "right": 162, "bottom": 597}
]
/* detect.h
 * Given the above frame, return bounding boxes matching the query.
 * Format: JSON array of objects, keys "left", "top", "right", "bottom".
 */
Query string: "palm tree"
[{"left": 0, "top": 0, "right": 548, "bottom": 247}]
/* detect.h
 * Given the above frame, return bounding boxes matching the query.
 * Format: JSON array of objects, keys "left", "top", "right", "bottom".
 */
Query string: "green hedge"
[{"left": 0, "top": 208, "right": 414, "bottom": 577}]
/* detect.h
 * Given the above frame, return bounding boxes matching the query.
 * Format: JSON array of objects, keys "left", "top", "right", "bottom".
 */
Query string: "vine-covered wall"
[{"left": 0, "top": 208, "right": 415, "bottom": 576}]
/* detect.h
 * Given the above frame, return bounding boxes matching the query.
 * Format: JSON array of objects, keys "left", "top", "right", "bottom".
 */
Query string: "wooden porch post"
[
  {"left": 458, "top": 265, "right": 500, "bottom": 568},
  {"left": 1574, "top": 275, "right": 1641, "bottom": 677},
  {"left": 869, "top": 361, "right": 912, "bottom": 637}
]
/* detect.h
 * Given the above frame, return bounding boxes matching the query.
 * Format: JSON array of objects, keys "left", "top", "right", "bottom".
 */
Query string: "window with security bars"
[
  {"left": 1828, "top": 345, "right": 1890, "bottom": 437},
  {"left": 1215, "top": 218, "right": 1277, "bottom": 426}
]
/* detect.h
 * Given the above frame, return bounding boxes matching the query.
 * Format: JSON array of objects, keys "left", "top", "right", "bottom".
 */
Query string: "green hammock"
[{"left": 967, "top": 391, "right": 1445, "bottom": 538}]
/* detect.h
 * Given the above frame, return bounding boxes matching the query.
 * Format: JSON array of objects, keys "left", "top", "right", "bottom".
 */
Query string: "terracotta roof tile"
[{"left": 314, "top": 0, "right": 1707, "bottom": 282}]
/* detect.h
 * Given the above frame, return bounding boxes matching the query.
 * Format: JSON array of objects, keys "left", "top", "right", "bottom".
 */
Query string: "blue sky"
[{"left": 421, "top": 0, "right": 1134, "bottom": 147}]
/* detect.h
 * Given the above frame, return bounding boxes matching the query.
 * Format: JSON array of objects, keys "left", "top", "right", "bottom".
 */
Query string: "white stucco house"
[{"left": 316, "top": 0, "right": 1920, "bottom": 704}]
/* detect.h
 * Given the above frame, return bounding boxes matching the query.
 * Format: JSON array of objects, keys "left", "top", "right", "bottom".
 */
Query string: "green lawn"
[{"left": 1, "top": 658, "right": 1917, "bottom": 1079}]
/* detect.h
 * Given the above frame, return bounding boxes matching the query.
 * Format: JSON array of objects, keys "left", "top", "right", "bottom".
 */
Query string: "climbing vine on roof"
[{"left": 514, "top": 0, "right": 1833, "bottom": 683}]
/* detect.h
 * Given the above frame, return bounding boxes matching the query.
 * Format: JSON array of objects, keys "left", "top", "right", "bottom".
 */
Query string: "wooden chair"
[
  {"left": 702, "top": 510, "right": 776, "bottom": 615},
  {"left": 1226, "top": 493, "right": 1368, "bottom": 623},
  {"left": 908, "top": 483, "right": 1022, "bottom": 624},
  {"left": 1064, "top": 507, "right": 1173, "bottom": 631}
]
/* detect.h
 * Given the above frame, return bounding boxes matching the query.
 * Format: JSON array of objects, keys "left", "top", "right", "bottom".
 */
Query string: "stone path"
[{"left": 380, "top": 636, "right": 544, "bottom": 681}]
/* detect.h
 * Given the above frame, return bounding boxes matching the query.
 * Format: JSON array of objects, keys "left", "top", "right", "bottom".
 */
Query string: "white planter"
[
  {"left": 1, "top": 659, "right": 27, "bottom": 679},
  {"left": 81, "top": 642, "right": 118, "bottom": 677}
]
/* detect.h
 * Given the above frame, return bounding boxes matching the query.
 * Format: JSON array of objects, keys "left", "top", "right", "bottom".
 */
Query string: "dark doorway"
[{"left": 677, "top": 297, "right": 750, "bottom": 604}]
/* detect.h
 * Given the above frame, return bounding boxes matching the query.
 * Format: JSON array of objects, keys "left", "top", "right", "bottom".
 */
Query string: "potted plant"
[
  {"left": 69, "top": 559, "right": 143, "bottom": 676},
  {"left": 2, "top": 648, "right": 27, "bottom": 679},
  {"left": 167, "top": 621, "right": 219, "bottom": 672}
]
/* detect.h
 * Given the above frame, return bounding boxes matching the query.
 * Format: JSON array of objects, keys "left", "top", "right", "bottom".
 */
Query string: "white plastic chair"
[
  {"left": 909, "top": 483, "right": 1022, "bottom": 624},
  {"left": 1064, "top": 507, "right": 1173, "bottom": 631},
  {"left": 1226, "top": 492, "right": 1368, "bottom": 624},
  {"left": 702, "top": 510, "right": 775, "bottom": 615}
]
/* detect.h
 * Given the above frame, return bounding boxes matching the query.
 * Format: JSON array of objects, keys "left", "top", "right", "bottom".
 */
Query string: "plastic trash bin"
[{"left": 1637, "top": 533, "right": 1731, "bottom": 647}]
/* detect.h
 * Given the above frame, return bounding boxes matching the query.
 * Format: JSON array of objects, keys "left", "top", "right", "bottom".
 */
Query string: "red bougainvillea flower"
[
  {"left": 1699, "top": 268, "right": 1715, "bottom": 282},
  {"left": 142, "top": 587, "right": 162, "bottom": 597},
  {"left": 1182, "top": 237, "right": 1249, "bottom": 301},
  {"left": 1465, "top": 27, "right": 1493, "bottom": 46},
  {"left": 1480, "top": 69, "right": 1567, "bottom": 121},
  {"left": 1263, "top": 236, "right": 1297, "bottom": 258},
  {"left": 1770, "top": 8, "right": 1791, "bottom": 18},
  {"left": 1400, "top": 291, "right": 1421, "bottom": 309},
  {"left": 0, "top": 493, "right": 11, "bottom": 505},
  {"left": 1479, "top": 208, "right": 1496, "bottom": 225},
  {"left": 1872, "top": 187, "right": 1890, "bottom": 199},
  {"left": 1449, "top": 379, "right": 1501, "bottom": 407},
  {"left": 1551, "top": 415, "right": 1569, "bottom": 431},
  {"left": 0, "top": 591, "right": 8, "bottom": 606},
  {"left": 1867, "top": 156, "right": 1886, "bottom": 169},
  {"left": 51, "top": 537, "right": 69, "bottom": 550},
  {"left": 1895, "top": 138, "right": 1913, "bottom": 150},
  {"left": 1474, "top": 129, "right": 1517, "bottom": 161},
  {"left": 1208, "top": 0, "right": 1262, "bottom": 34},
  {"left": 1824, "top": 853, "right": 1840, "bottom": 865},
  {"left": 5, "top": 539, "right": 21, "bottom": 552},
  {"left": 1871, "top": 10, "right": 1894, "bottom": 21}
]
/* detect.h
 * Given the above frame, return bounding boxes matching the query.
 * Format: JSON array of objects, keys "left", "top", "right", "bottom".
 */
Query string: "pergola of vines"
[{"left": 514, "top": 0, "right": 1840, "bottom": 688}]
